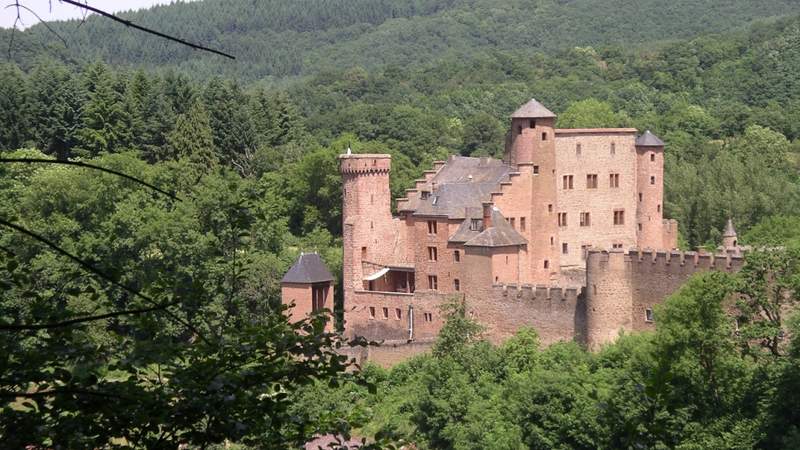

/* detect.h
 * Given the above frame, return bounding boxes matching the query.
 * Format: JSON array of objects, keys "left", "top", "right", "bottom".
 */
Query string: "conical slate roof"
[
  {"left": 635, "top": 130, "right": 665, "bottom": 147},
  {"left": 723, "top": 218, "right": 737, "bottom": 237},
  {"left": 282, "top": 252, "right": 334, "bottom": 284},
  {"left": 510, "top": 98, "right": 556, "bottom": 119}
]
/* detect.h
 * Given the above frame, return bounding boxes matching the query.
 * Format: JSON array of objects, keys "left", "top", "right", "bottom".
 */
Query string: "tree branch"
[
  {"left": 0, "top": 300, "right": 180, "bottom": 331},
  {"left": 59, "top": 0, "right": 235, "bottom": 59}
]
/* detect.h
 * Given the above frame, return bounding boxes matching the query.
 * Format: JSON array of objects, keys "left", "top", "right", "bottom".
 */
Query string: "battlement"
[
  {"left": 493, "top": 283, "right": 583, "bottom": 302},
  {"left": 339, "top": 154, "right": 391, "bottom": 174},
  {"left": 587, "top": 248, "right": 745, "bottom": 271}
]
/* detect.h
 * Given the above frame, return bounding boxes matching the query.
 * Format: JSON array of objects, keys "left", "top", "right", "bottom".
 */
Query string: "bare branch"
[
  {"left": 59, "top": 0, "right": 235, "bottom": 59},
  {"left": 5, "top": 3, "right": 67, "bottom": 48},
  {"left": 0, "top": 158, "right": 180, "bottom": 201},
  {"left": 0, "top": 218, "right": 211, "bottom": 344},
  {"left": 0, "top": 300, "right": 180, "bottom": 331},
  {"left": 0, "top": 388, "right": 127, "bottom": 400}
]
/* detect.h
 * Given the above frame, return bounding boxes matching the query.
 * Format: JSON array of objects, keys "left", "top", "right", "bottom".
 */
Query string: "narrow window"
[
  {"left": 638, "top": 223, "right": 643, "bottom": 231},
  {"left": 657, "top": 204, "right": 661, "bottom": 213},
  {"left": 609, "top": 173, "right": 619, "bottom": 188},
  {"left": 529, "top": 119, "right": 536, "bottom": 128},
  {"left": 650, "top": 176, "right": 655, "bottom": 185},
  {"left": 611, "top": 142, "right": 616, "bottom": 155},
  {"left": 428, "top": 275, "right": 438, "bottom": 290},
  {"left": 427, "top": 246, "right": 438, "bottom": 261},
  {"left": 505, "top": 255, "right": 509, "bottom": 264},
  {"left": 495, "top": 276, "right": 499, "bottom": 283},
  {"left": 562, "top": 242, "right": 569, "bottom": 254},
  {"left": 638, "top": 192, "right": 643, "bottom": 202},
  {"left": 613, "top": 210, "right": 625, "bottom": 225},
  {"left": 558, "top": 212, "right": 568, "bottom": 227},
  {"left": 548, "top": 204, "right": 553, "bottom": 213},
  {"left": 550, "top": 236, "right": 554, "bottom": 246},
  {"left": 370, "top": 221, "right": 374, "bottom": 230},
  {"left": 587, "top": 174, "right": 598, "bottom": 189},
  {"left": 427, "top": 220, "right": 437, "bottom": 234},
  {"left": 370, "top": 194, "right": 374, "bottom": 204},
  {"left": 510, "top": 217, "right": 516, "bottom": 228},
  {"left": 542, "top": 132, "right": 548, "bottom": 141},
  {"left": 544, "top": 260, "right": 550, "bottom": 269},
  {"left": 361, "top": 247, "right": 367, "bottom": 259},
  {"left": 396, "top": 308, "right": 402, "bottom": 320},
  {"left": 420, "top": 191, "right": 430, "bottom": 200},
  {"left": 383, "top": 307, "right": 389, "bottom": 319},
  {"left": 533, "top": 165, "right": 539, "bottom": 174},
  {"left": 369, "top": 307, "right": 375, "bottom": 319},
  {"left": 454, "top": 250, "right": 461, "bottom": 262},
  {"left": 650, "top": 153, "right": 655, "bottom": 162},
  {"left": 470, "top": 218, "right": 482, "bottom": 231},
  {"left": 580, "top": 212, "right": 591, "bottom": 227},
  {"left": 520, "top": 217, "right": 526, "bottom": 231},
  {"left": 645, "top": 308, "right": 654, "bottom": 323},
  {"left": 576, "top": 143, "right": 582, "bottom": 156},
  {"left": 454, "top": 279, "right": 460, "bottom": 291}
]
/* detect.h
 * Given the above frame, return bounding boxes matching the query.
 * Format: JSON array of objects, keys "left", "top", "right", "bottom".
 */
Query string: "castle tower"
[
  {"left": 635, "top": 130, "right": 666, "bottom": 249},
  {"left": 584, "top": 250, "right": 634, "bottom": 350},
  {"left": 338, "top": 153, "right": 394, "bottom": 296},
  {"left": 281, "top": 252, "right": 335, "bottom": 331},
  {"left": 505, "top": 99, "right": 560, "bottom": 283},
  {"left": 722, "top": 218, "right": 738, "bottom": 249}
]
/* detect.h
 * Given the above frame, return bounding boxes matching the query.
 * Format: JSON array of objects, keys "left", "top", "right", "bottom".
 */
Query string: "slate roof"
[
  {"left": 723, "top": 218, "right": 737, "bottom": 237},
  {"left": 635, "top": 130, "right": 665, "bottom": 147},
  {"left": 411, "top": 156, "right": 512, "bottom": 219},
  {"left": 281, "top": 252, "right": 334, "bottom": 284},
  {"left": 510, "top": 98, "right": 557, "bottom": 119},
  {"left": 464, "top": 209, "right": 528, "bottom": 248},
  {"left": 448, "top": 207, "right": 484, "bottom": 243}
]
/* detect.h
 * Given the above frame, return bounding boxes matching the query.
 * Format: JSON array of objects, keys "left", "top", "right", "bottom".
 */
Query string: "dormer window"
[{"left": 470, "top": 219, "right": 482, "bottom": 231}]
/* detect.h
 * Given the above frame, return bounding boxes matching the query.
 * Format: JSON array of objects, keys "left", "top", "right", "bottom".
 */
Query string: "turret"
[
  {"left": 635, "top": 130, "right": 666, "bottom": 249},
  {"left": 504, "top": 99, "right": 560, "bottom": 283},
  {"left": 722, "top": 218, "right": 738, "bottom": 250},
  {"left": 281, "top": 252, "right": 335, "bottom": 331}
]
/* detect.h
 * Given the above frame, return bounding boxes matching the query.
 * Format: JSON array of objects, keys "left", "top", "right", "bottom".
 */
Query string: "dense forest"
[{"left": 2, "top": 0, "right": 800, "bottom": 447}]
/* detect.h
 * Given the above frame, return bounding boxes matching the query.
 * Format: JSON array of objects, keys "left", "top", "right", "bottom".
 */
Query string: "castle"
[{"left": 281, "top": 99, "right": 743, "bottom": 366}]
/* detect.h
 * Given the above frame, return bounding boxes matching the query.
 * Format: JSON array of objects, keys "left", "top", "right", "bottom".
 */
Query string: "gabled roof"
[
  {"left": 635, "top": 130, "right": 665, "bottom": 147},
  {"left": 511, "top": 98, "right": 556, "bottom": 119},
  {"left": 463, "top": 209, "right": 528, "bottom": 248},
  {"left": 282, "top": 252, "right": 334, "bottom": 284}
]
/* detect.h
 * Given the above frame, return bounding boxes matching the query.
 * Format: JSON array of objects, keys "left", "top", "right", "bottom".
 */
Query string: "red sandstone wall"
[
  {"left": 635, "top": 143, "right": 666, "bottom": 249},
  {"left": 343, "top": 290, "right": 451, "bottom": 342},
  {"left": 281, "top": 282, "right": 334, "bottom": 332}
]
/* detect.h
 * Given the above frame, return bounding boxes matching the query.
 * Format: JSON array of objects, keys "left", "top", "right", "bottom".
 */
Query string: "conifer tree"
[
  {"left": 27, "top": 59, "right": 83, "bottom": 159},
  {"left": 0, "top": 64, "right": 31, "bottom": 151},
  {"left": 76, "top": 62, "right": 131, "bottom": 156},
  {"left": 167, "top": 100, "right": 218, "bottom": 168}
]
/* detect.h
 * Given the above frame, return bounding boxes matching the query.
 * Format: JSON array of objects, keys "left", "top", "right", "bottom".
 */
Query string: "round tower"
[
  {"left": 722, "top": 218, "right": 738, "bottom": 249},
  {"left": 635, "top": 130, "right": 665, "bottom": 249},
  {"left": 584, "top": 249, "right": 634, "bottom": 350},
  {"left": 505, "top": 99, "right": 561, "bottom": 283},
  {"left": 339, "top": 153, "right": 393, "bottom": 294}
]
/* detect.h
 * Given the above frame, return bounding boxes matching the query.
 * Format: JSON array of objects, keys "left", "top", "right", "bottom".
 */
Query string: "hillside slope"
[{"left": 4, "top": 0, "right": 800, "bottom": 80}]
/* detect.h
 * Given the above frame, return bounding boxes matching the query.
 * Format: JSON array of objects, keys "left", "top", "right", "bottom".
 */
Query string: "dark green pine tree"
[
  {"left": 0, "top": 64, "right": 32, "bottom": 151},
  {"left": 76, "top": 62, "right": 131, "bottom": 156},
  {"left": 27, "top": 59, "right": 83, "bottom": 159},
  {"left": 166, "top": 100, "right": 218, "bottom": 168},
  {"left": 203, "top": 78, "right": 257, "bottom": 170}
]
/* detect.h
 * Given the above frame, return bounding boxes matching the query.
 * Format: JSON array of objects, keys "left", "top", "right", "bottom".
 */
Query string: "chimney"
[{"left": 482, "top": 202, "right": 493, "bottom": 229}]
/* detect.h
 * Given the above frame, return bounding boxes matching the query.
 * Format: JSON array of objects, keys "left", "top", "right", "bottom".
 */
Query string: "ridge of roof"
[
  {"left": 281, "top": 252, "right": 334, "bottom": 284},
  {"left": 635, "top": 130, "right": 665, "bottom": 147},
  {"left": 510, "top": 98, "right": 556, "bottom": 119}
]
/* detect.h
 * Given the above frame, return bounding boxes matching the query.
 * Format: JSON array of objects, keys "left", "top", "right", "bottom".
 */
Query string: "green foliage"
[{"left": 556, "top": 99, "right": 629, "bottom": 129}]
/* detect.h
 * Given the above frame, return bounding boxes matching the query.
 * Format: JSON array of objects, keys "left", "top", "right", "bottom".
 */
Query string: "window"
[
  {"left": 428, "top": 275, "right": 438, "bottom": 290},
  {"left": 427, "top": 246, "right": 438, "bottom": 261},
  {"left": 612, "top": 243, "right": 623, "bottom": 249},
  {"left": 517, "top": 125, "right": 522, "bottom": 135},
  {"left": 529, "top": 119, "right": 536, "bottom": 128},
  {"left": 638, "top": 192, "right": 643, "bottom": 202},
  {"left": 505, "top": 255, "right": 509, "bottom": 264},
  {"left": 420, "top": 191, "right": 430, "bottom": 200},
  {"left": 548, "top": 204, "right": 553, "bottom": 213},
  {"left": 544, "top": 260, "right": 550, "bottom": 269},
  {"left": 580, "top": 212, "right": 591, "bottom": 227},
  {"left": 542, "top": 132, "right": 548, "bottom": 141},
  {"left": 611, "top": 142, "right": 616, "bottom": 155},
  {"left": 470, "top": 218, "right": 482, "bottom": 231},
  {"left": 581, "top": 245, "right": 590, "bottom": 260},
  {"left": 609, "top": 173, "right": 620, "bottom": 188},
  {"left": 613, "top": 210, "right": 625, "bottom": 225},
  {"left": 650, "top": 175, "right": 655, "bottom": 185},
  {"left": 427, "top": 220, "right": 437, "bottom": 234},
  {"left": 576, "top": 143, "right": 582, "bottom": 156},
  {"left": 657, "top": 204, "right": 661, "bottom": 213},
  {"left": 424, "top": 312, "right": 433, "bottom": 322},
  {"left": 650, "top": 153, "right": 655, "bottom": 162},
  {"left": 638, "top": 223, "right": 643, "bottom": 231},
  {"left": 550, "top": 236, "right": 554, "bottom": 246},
  {"left": 533, "top": 165, "right": 539, "bottom": 174},
  {"left": 509, "top": 217, "right": 516, "bottom": 228},
  {"left": 520, "top": 217, "right": 526, "bottom": 231},
  {"left": 454, "top": 250, "right": 461, "bottom": 262},
  {"left": 361, "top": 247, "right": 367, "bottom": 259},
  {"left": 382, "top": 307, "right": 389, "bottom": 319},
  {"left": 562, "top": 175, "right": 574, "bottom": 189},
  {"left": 586, "top": 174, "right": 598, "bottom": 189},
  {"left": 370, "top": 194, "right": 374, "bottom": 204},
  {"left": 645, "top": 308, "right": 654, "bottom": 323},
  {"left": 558, "top": 212, "right": 568, "bottom": 227},
  {"left": 562, "top": 242, "right": 569, "bottom": 254},
  {"left": 396, "top": 308, "right": 402, "bottom": 320},
  {"left": 454, "top": 279, "right": 460, "bottom": 291},
  {"left": 369, "top": 307, "right": 375, "bottom": 319}
]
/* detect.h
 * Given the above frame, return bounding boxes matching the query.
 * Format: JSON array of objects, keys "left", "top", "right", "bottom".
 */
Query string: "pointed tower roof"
[
  {"left": 510, "top": 98, "right": 556, "bottom": 119},
  {"left": 635, "top": 130, "right": 665, "bottom": 147},
  {"left": 282, "top": 252, "right": 334, "bottom": 284},
  {"left": 723, "top": 218, "right": 737, "bottom": 238}
]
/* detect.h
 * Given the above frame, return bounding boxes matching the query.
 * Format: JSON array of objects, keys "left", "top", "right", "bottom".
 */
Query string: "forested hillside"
[{"left": 4, "top": 0, "right": 800, "bottom": 79}]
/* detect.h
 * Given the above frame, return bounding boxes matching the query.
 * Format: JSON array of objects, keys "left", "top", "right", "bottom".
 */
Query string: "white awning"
[{"left": 364, "top": 267, "right": 390, "bottom": 281}]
